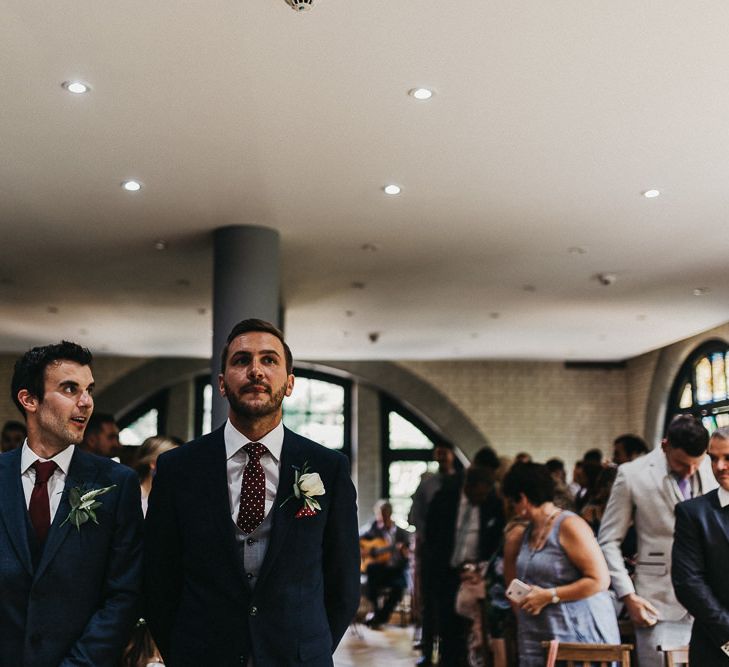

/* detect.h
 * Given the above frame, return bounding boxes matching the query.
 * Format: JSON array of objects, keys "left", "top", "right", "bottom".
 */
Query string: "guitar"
[{"left": 359, "top": 537, "right": 396, "bottom": 572}]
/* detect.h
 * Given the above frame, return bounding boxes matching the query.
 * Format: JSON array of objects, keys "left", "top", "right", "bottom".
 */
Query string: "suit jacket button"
[
  {"left": 249, "top": 606, "right": 258, "bottom": 616},
  {"left": 246, "top": 572, "right": 254, "bottom": 580},
  {"left": 247, "top": 538, "right": 257, "bottom": 545}
]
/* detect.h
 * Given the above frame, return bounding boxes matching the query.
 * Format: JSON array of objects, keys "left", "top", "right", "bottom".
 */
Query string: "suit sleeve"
[
  {"left": 322, "top": 453, "right": 360, "bottom": 650},
  {"left": 597, "top": 466, "right": 635, "bottom": 599},
  {"left": 60, "top": 468, "right": 143, "bottom": 667},
  {"left": 672, "top": 501, "right": 729, "bottom": 647},
  {"left": 143, "top": 454, "right": 183, "bottom": 661}
]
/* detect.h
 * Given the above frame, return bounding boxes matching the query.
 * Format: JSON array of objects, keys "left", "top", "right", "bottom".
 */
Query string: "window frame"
[{"left": 117, "top": 388, "right": 169, "bottom": 437}]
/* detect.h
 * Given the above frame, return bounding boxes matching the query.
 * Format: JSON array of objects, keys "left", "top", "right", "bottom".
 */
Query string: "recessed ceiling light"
[
  {"left": 351, "top": 281, "right": 366, "bottom": 289},
  {"left": 567, "top": 246, "right": 587, "bottom": 255},
  {"left": 642, "top": 189, "right": 660, "bottom": 198},
  {"left": 361, "top": 243, "right": 379, "bottom": 252},
  {"left": 383, "top": 184, "right": 401, "bottom": 195},
  {"left": 47, "top": 306, "right": 59, "bottom": 314},
  {"left": 522, "top": 284, "right": 536, "bottom": 293},
  {"left": 693, "top": 287, "right": 710, "bottom": 296},
  {"left": 489, "top": 312, "right": 500, "bottom": 319},
  {"left": 408, "top": 88, "right": 433, "bottom": 100},
  {"left": 122, "top": 180, "right": 142, "bottom": 192},
  {"left": 62, "top": 81, "right": 90, "bottom": 94},
  {"left": 154, "top": 239, "right": 168, "bottom": 251}
]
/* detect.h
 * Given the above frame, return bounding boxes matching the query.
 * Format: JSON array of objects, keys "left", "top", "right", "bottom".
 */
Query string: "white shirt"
[
  {"left": 718, "top": 486, "right": 729, "bottom": 508},
  {"left": 450, "top": 492, "right": 481, "bottom": 568},
  {"left": 224, "top": 419, "right": 284, "bottom": 522},
  {"left": 20, "top": 440, "right": 75, "bottom": 522}
]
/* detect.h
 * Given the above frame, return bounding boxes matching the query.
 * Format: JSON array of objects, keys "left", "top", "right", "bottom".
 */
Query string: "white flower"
[{"left": 298, "top": 472, "right": 325, "bottom": 497}]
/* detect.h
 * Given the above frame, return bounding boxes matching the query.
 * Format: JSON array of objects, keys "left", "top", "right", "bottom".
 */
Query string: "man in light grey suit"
[{"left": 598, "top": 415, "right": 716, "bottom": 667}]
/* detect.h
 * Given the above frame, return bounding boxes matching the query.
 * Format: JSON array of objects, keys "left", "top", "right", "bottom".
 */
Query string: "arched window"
[
  {"left": 667, "top": 340, "right": 729, "bottom": 434},
  {"left": 380, "top": 395, "right": 461, "bottom": 527},
  {"left": 118, "top": 389, "right": 168, "bottom": 446}
]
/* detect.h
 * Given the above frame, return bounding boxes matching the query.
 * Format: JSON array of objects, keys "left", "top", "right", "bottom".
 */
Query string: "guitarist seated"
[{"left": 359, "top": 499, "right": 411, "bottom": 630}]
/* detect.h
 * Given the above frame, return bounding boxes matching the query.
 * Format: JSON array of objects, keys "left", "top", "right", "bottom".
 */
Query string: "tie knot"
[
  {"left": 243, "top": 442, "right": 268, "bottom": 461},
  {"left": 33, "top": 460, "right": 57, "bottom": 484}
]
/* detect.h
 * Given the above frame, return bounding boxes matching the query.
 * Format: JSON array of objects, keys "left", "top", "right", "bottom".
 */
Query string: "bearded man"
[{"left": 144, "top": 319, "right": 360, "bottom": 667}]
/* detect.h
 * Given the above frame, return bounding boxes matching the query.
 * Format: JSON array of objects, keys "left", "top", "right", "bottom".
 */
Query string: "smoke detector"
[{"left": 285, "top": 0, "right": 314, "bottom": 11}]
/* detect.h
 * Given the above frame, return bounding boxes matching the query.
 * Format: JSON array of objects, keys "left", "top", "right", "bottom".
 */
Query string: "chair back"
[
  {"left": 542, "top": 640, "right": 633, "bottom": 666},
  {"left": 658, "top": 645, "right": 689, "bottom": 667}
]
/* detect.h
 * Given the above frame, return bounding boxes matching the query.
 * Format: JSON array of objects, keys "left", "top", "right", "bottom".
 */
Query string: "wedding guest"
[
  {"left": 579, "top": 465, "right": 618, "bottom": 534},
  {"left": 598, "top": 414, "right": 716, "bottom": 667},
  {"left": 360, "top": 500, "right": 410, "bottom": 630},
  {"left": 133, "top": 436, "right": 178, "bottom": 515},
  {"left": 0, "top": 419, "right": 26, "bottom": 452},
  {"left": 503, "top": 463, "right": 619, "bottom": 666},
  {"left": 612, "top": 433, "right": 649, "bottom": 465},
  {"left": 0, "top": 341, "right": 143, "bottom": 665},
  {"left": 81, "top": 412, "right": 121, "bottom": 458}
]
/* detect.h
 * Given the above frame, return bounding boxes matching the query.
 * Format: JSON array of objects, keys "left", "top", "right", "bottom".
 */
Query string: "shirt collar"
[
  {"left": 224, "top": 419, "right": 284, "bottom": 462},
  {"left": 718, "top": 486, "right": 729, "bottom": 508},
  {"left": 20, "top": 440, "right": 75, "bottom": 476}
]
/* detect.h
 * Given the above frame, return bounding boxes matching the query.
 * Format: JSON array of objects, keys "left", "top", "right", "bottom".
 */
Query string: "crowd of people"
[
  {"left": 357, "top": 417, "right": 729, "bottom": 666},
  {"left": 4, "top": 323, "right": 729, "bottom": 666}
]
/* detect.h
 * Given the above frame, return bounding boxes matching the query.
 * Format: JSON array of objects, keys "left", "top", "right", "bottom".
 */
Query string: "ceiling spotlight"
[
  {"left": 122, "top": 180, "right": 142, "bottom": 192},
  {"left": 596, "top": 273, "right": 617, "bottom": 286},
  {"left": 568, "top": 246, "right": 587, "bottom": 255},
  {"left": 693, "top": 287, "right": 710, "bottom": 296},
  {"left": 361, "top": 243, "right": 379, "bottom": 252},
  {"left": 408, "top": 88, "right": 433, "bottom": 100},
  {"left": 642, "top": 189, "right": 660, "bottom": 198},
  {"left": 154, "top": 239, "right": 168, "bottom": 251},
  {"left": 62, "top": 81, "right": 89, "bottom": 94},
  {"left": 383, "top": 184, "right": 401, "bottom": 195},
  {"left": 351, "top": 281, "right": 366, "bottom": 289}
]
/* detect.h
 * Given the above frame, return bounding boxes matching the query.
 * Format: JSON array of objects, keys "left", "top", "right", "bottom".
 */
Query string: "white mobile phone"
[{"left": 505, "top": 578, "right": 532, "bottom": 602}]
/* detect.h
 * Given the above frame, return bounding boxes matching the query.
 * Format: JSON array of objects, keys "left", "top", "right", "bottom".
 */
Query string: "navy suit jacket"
[
  {"left": 0, "top": 447, "right": 143, "bottom": 667},
  {"left": 144, "top": 426, "right": 360, "bottom": 667},
  {"left": 672, "top": 488, "right": 729, "bottom": 666}
]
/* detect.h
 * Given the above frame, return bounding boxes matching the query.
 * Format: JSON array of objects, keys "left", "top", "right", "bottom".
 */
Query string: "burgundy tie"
[
  {"left": 29, "top": 460, "right": 57, "bottom": 543},
  {"left": 236, "top": 443, "right": 268, "bottom": 534}
]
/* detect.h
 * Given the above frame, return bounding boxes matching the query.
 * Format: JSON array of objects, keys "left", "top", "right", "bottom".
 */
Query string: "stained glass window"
[{"left": 667, "top": 341, "right": 729, "bottom": 437}]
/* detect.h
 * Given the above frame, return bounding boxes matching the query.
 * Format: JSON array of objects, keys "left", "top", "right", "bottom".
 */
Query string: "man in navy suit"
[
  {"left": 672, "top": 425, "right": 729, "bottom": 665},
  {"left": 0, "top": 341, "right": 143, "bottom": 666},
  {"left": 145, "top": 319, "right": 360, "bottom": 666}
]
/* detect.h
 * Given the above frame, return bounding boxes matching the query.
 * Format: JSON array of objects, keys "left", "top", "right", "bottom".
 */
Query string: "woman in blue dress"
[{"left": 502, "top": 463, "right": 620, "bottom": 666}]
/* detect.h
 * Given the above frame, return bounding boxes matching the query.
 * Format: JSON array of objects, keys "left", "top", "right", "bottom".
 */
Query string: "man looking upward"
[{"left": 145, "top": 319, "right": 360, "bottom": 667}]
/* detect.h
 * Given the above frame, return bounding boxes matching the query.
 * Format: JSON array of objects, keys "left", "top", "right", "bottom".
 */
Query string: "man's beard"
[{"left": 225, "top": 379, "right": 288, "bottom": 419}]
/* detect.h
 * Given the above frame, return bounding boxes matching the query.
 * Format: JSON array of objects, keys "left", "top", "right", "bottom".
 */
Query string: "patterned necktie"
[
  {"left": 236, "top": 443, "right": 269, "bottom": 534},
  {"left": 29, "top": 460, "right": 57, "bottom": 543}
]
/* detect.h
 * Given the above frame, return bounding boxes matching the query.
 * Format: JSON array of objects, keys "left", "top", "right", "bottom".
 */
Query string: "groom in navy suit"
[
  {"left": 0, "top": 341, "right": 143, "bottom": 666},
  {"left": 145, "top": 319, "right": 360, "bottom": 666},
  {"left": 673, "top": 425, "right": 729, "bottom": 665}
]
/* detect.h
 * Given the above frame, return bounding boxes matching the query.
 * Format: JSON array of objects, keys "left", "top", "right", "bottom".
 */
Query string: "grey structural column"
[{"left": 212, "top": 225, "right": 281, "bottom": 427}]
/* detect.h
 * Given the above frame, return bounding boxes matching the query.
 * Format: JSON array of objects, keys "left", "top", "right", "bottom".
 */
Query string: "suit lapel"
[
  {"left": 709, "top": 489, "right": 729, "bottom": 547},
  {"left": 0, "top": 449, "right": 34, "bottom": 576},
  {"left": 646, "top": 448, "right": 678, "bottom": 513},
  {"left": 255, "top": 429, "right": 300, "bottom": 591},
  {"left": 205, "top": 427, "right": 247, "bottom": 587},
  {"left": 35, "top": 449, "right": 99, "bottom": 581}
]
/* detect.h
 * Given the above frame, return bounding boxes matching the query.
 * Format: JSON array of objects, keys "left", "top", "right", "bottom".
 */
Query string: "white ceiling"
[{"left": 2, "top": 0, "right": 729, "bottom": 361}]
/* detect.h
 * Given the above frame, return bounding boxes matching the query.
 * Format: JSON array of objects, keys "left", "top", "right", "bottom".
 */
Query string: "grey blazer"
[{"left": 597, "top": 446, "right": 716, "bottom": 621}]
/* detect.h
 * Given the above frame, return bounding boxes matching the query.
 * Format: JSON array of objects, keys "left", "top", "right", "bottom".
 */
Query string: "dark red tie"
[
  {"left": 29, "top": 460, "right": 57, "bottom": 543},
  {"left": 236, "top": 443, "right": 268, "bottom": 534}
]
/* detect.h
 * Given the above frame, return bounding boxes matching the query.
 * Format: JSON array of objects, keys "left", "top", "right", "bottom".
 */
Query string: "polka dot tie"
[{"left": 236, "top": 443, "right": 268, "bottom": 534}]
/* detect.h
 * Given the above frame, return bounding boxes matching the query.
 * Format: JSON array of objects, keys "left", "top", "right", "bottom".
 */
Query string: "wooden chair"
[
  {"left": 541, "top": 640, "right": 634, "bottom": 666},
  {"left": 658, "top": 645, "right": 689, "bottom": 667}
]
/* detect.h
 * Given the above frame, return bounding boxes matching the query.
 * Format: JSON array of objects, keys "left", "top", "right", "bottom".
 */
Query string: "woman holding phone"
[{"left": 502, "top": 462, "right": 620, "bottom": 665}]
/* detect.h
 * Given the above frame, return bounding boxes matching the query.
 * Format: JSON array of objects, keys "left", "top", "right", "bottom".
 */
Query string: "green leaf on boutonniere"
[{"left": 62, "top": 484, "right": 116, "bottom": 531}]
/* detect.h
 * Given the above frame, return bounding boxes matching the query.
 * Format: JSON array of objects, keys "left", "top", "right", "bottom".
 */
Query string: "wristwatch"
[{"left": 549, "top": 588, "right": 560, "bottom": 605}]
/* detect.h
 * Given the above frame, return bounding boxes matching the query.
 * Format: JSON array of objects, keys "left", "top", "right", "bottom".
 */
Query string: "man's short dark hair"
[
  {"left": 665, "top": 414, "right": 709, "bottom": 457},
  {"left": 1, "top": 420, "right": 26, "bottom": 436},
  {"left": 613, "top": 433, "right": 649, "bottom": 458},
  {"left": 11, "top": 341, "right": 92, "bottom": 415},
  {"left": 473, "top": 445, "right": 500, "bottom": 471},
  {"left": 220, "top": 319, "right": 293, "bottom": 375},
  {"left": 545, "top": 458, "right": 565, "bottom": 474},
  {"left": 84, "top": 412, "right": 116, "bottom": 438},
  {"left": 502, "top": 462, "right": 555, "bottom": 505},
  {"left": 583, "top": 448, "right": 603, "bottom": 464}
]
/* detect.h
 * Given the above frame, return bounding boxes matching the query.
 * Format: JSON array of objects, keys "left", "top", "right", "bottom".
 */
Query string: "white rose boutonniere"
[
  {"left": 280, "top": 462, "right": 325, "bottom": 518},
  {"left": 61, "top": 484, "right": 116, "bottom": 530}
]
